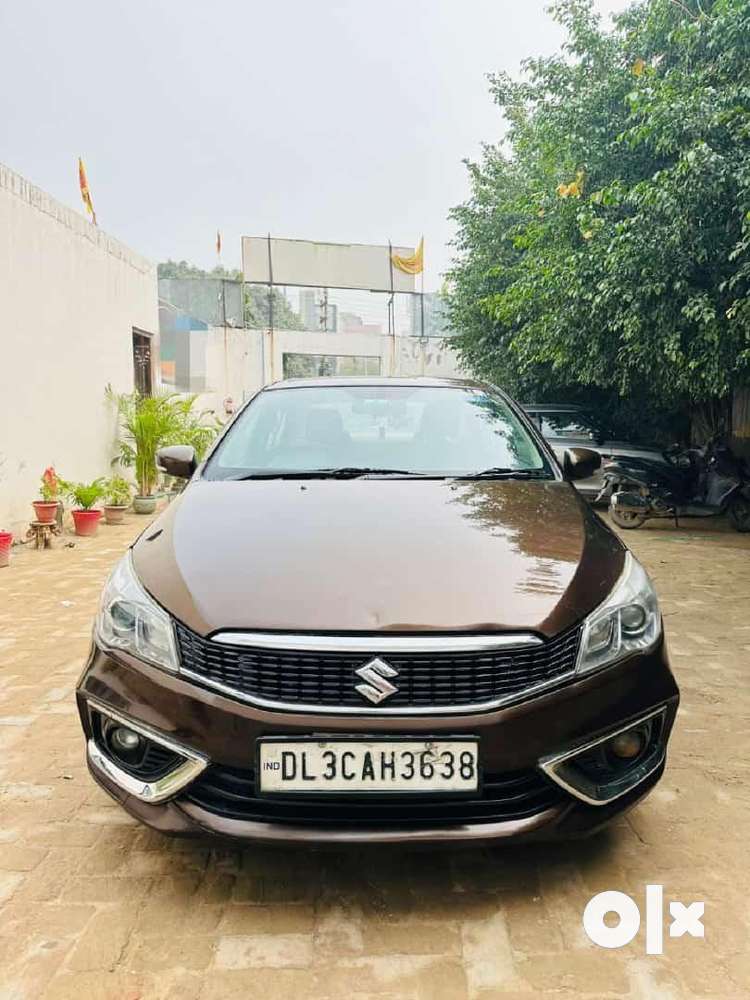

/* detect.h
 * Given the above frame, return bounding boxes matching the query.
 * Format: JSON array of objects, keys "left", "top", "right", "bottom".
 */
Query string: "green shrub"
[
  {"left": 104, "top": 476, "right": 133, "bottom": 507},
  {"left": 61, "top": 478, "right": 107, "bottom": 510}
]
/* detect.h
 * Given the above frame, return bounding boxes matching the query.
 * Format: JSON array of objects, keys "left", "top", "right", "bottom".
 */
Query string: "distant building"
[
  {"left": 299, "top": 289, "right": 337, "bottom": 332},
  {"left": 339, "top": 311, "right": 383, "bottom": 336}
]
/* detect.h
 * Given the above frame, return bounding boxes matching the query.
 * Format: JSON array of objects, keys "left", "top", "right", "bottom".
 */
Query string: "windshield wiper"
[
  {"left": 228, "top": 467, "right": 428, "bottom": 481},
  {"left": 317, "top": 467, "right": 418, "bottom": 479},
  {"left": 459, "top": 468, "right": 553, "bottom": 480}
]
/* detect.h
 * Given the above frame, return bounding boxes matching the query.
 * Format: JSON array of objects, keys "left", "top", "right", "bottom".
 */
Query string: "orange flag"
[
  {"left": 216, "top": 230, "right": 222, "bottom": 257},
  {"left": 391, "top": 237, "right": 424, "bottom": 275},
  {"left": 78, "top": 157, "right": 97, "bottom": 226}
]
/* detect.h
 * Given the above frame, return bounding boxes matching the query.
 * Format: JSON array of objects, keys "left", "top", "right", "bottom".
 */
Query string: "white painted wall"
[
  {"left": 264, "top": 328, "right": 465, "bottom": 383},
  {"left": 190, "top": 326, "right": 265, "bottom": 415},
  {"left": 0, "top": 163, "right": 159, "bottom": 533}
]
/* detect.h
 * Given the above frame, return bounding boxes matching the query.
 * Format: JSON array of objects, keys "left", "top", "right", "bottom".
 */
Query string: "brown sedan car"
[{"left": 77, "top": 378, "right": 678, "bottom": 845}]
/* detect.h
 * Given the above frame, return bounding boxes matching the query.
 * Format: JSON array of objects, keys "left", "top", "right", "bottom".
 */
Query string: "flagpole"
[
  {"left": 420, "top": 238, "right": 425, "bottom": 339},
  {"left": 388, "top": 240, "right": 396, "bottom": 374}
]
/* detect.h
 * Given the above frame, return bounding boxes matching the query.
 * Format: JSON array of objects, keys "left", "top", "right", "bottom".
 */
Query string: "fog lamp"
[
  {"left": 608, "top": 729, "right": 646, "bottom": 761},
  {"left": 110, "top": 726, "right": 143, "bottom": 754}
]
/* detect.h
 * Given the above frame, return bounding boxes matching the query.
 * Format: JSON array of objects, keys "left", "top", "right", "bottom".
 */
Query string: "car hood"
[{"left": 132, "top": 479, "right": 624, "bottom": 638}]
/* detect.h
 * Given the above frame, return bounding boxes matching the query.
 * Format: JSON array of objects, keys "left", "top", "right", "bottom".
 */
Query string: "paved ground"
[{"left": 0, "top": 508, "right": 749, "bottom": 1000}]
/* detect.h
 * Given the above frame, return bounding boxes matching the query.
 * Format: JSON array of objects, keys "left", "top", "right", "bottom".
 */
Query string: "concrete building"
[{"left": 0, "top": 163, "right": 159, "bottom": 533}]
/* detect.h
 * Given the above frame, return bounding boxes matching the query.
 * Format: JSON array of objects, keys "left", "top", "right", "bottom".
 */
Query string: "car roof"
[{"left": 265, "top": 376, "right": 490, "bottom": 391}]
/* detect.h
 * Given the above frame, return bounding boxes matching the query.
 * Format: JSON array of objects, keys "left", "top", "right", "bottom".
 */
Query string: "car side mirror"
[
  {"left": 563, "top": 447, "right": 601, "bottom": 482},
  {"left": 157, "top": 445, "right": 197, "bottom": 480}
]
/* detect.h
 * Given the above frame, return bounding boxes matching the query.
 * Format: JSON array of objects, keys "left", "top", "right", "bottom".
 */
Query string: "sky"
[{"left": 1, "top": 0, "right": 630, "bottom": 290}]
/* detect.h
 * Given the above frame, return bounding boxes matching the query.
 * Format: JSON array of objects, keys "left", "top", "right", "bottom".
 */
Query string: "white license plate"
[{"left": 257, "top": 739, "right": 479, "bottom": 794}]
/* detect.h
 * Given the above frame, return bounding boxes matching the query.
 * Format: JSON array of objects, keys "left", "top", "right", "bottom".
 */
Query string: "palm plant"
[
  {"left": 166, "top": 397, "right": 221, "bottom": 460},
  {"left": 108, "top": 388, "right": 219, "bottom": 497},
  {"left": 60, "top": 478, "right": 107, "bottom": 510}
]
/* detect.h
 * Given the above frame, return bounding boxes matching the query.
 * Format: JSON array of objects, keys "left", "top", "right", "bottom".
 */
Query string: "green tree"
[
  {"left": 157, "top": 259, "right": 242, "bottom": 281},
  {"left": 447, "top": 0, "right": 750, "bottom": 441}
]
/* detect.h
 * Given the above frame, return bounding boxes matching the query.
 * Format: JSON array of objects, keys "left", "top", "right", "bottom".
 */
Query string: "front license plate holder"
[{"left": 255, "top": 735, "right": 481, "bottom": 798}]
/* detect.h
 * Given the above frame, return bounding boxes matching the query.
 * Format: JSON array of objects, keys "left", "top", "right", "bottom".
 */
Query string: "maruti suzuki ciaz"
[{"left": 77, "top": 378, "right": 679, "bottom": 844}]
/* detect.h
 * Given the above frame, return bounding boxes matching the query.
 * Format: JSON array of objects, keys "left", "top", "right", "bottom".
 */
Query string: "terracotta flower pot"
[
  {"left": 33, "top": 500, "right": 59, "bottom": 524},
  {"left": 71, "top": 509, "right": 103, "bottom": 537},
  {"left": 103, "top": 504, "right": 129, "bottom": 525},
  {"left": 133, "top": 495, "right": 158, "bottom": 515},
  {"left": 0, "top": 531, "right": 12, "bottom": 568}
]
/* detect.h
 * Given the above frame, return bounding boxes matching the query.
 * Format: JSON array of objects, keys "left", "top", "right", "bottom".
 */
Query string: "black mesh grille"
[
  {"left": 177, "top": 625, "right": 580, "bottom": 709},
  {"left": 175, "top": 624, "right": 581, "bottom": 711},
  {"left": 182, "top": 764, "right": 566, "bottom": 827}
]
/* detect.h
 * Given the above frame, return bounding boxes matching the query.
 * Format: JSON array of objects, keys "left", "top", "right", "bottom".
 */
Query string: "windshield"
[
  {"left": 535, "top": 413, "right": 596, "bottom": 440},
  {"left": 205, "top": 385, "right": 553, "bottom": 480}
]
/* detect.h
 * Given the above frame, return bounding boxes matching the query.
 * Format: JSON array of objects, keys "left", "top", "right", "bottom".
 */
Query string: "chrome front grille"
[{"left": 175, "top": 624, "right": 581, "bottom": 714}]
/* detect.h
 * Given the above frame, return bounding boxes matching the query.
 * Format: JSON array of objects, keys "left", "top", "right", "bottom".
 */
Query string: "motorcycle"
[{"left": 596, "top": 438, "right": 750, "bottom": 532}]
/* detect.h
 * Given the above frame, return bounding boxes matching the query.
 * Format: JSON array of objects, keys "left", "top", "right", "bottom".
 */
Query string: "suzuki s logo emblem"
[{"left": 354, "top": 657, "right": 399, "bottom": 705}]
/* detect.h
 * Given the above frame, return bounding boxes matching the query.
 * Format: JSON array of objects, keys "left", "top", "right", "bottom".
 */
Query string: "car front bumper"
[{"left": 76, "top": 639, "right": 679, "bottom": 845}]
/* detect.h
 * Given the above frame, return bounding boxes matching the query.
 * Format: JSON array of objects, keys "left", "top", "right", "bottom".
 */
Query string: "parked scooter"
[{"left": 596, "top": 438, "right": 750, "bottom": 532}]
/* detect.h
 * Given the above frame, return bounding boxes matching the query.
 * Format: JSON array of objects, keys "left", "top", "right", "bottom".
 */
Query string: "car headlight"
[
  {"left": 577, "top": 552, "right": 661, "bottom": 674},
  {"left": 95, "top": 552, "right": 179, "bottom": 673}
]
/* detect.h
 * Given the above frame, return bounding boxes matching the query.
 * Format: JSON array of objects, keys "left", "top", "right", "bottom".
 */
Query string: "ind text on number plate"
[{"left": 258, "top": 739, "right": 479, "bottom": 794}]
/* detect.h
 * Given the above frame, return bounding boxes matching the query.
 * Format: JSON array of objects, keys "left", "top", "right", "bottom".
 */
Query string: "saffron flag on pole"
[
  {"left": 216, "top": 230, "right": 222, "bottom": 257},
  {"left": 78, "top": 157, "right": 97, "bottom": 226},
  {"left": 391, "top": 237, "right": 424, "bottom": 276}
]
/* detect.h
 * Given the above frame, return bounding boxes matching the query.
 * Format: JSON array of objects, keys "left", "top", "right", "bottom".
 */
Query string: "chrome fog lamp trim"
[
  {"left": 538, "top": 706, "right": 668, "bottom": 807},
  {"left": 211, "top": 631, "right": 543, "bottom": 654},
  {"left": 86, "top": 699, "right": 207, "bottom": 804}
]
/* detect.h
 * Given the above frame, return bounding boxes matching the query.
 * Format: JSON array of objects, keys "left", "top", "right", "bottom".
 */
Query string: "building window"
[{"left": 282, "top": 353, "right": 381, "bottom": 379}]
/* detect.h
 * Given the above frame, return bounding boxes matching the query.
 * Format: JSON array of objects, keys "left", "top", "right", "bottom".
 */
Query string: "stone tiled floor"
[{"left": 1, "top": 510, "right": 749, "bottom": 999}]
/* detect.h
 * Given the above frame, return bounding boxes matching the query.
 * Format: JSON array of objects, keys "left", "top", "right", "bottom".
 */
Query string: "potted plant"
[
  {"left": 33, "top": 467, "right": 61, "bottom": 524},
  {"left": 0, "top": 530, "right": 12, "bottom": 568},
  {"left": 108, "top": 388, "right": 219, "bottom": 514},
  {"left": 109, "top": 391, "right": 179, "bottom": 514},
  {"left": 61, "top": 479, "right": 106, "bottom": 536},
  {"left": 103, "top": 476, "right": 133, "bottom": 524}
]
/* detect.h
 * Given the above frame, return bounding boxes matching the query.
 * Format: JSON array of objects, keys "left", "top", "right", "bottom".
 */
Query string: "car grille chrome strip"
[
  {"left": 211, "top": 632, "right": 543, "bottom": 653},
  {"left": 175, "top": 624, "right": 582, "bottom": 716}
]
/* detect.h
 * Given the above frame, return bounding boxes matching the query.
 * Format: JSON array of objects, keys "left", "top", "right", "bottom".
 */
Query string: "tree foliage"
[
  {"left": 446, "top": 0, "right": 750, "bottom": 440},
  {"left": 157, "top": 259, "right": 303, "bottom": 330}
]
